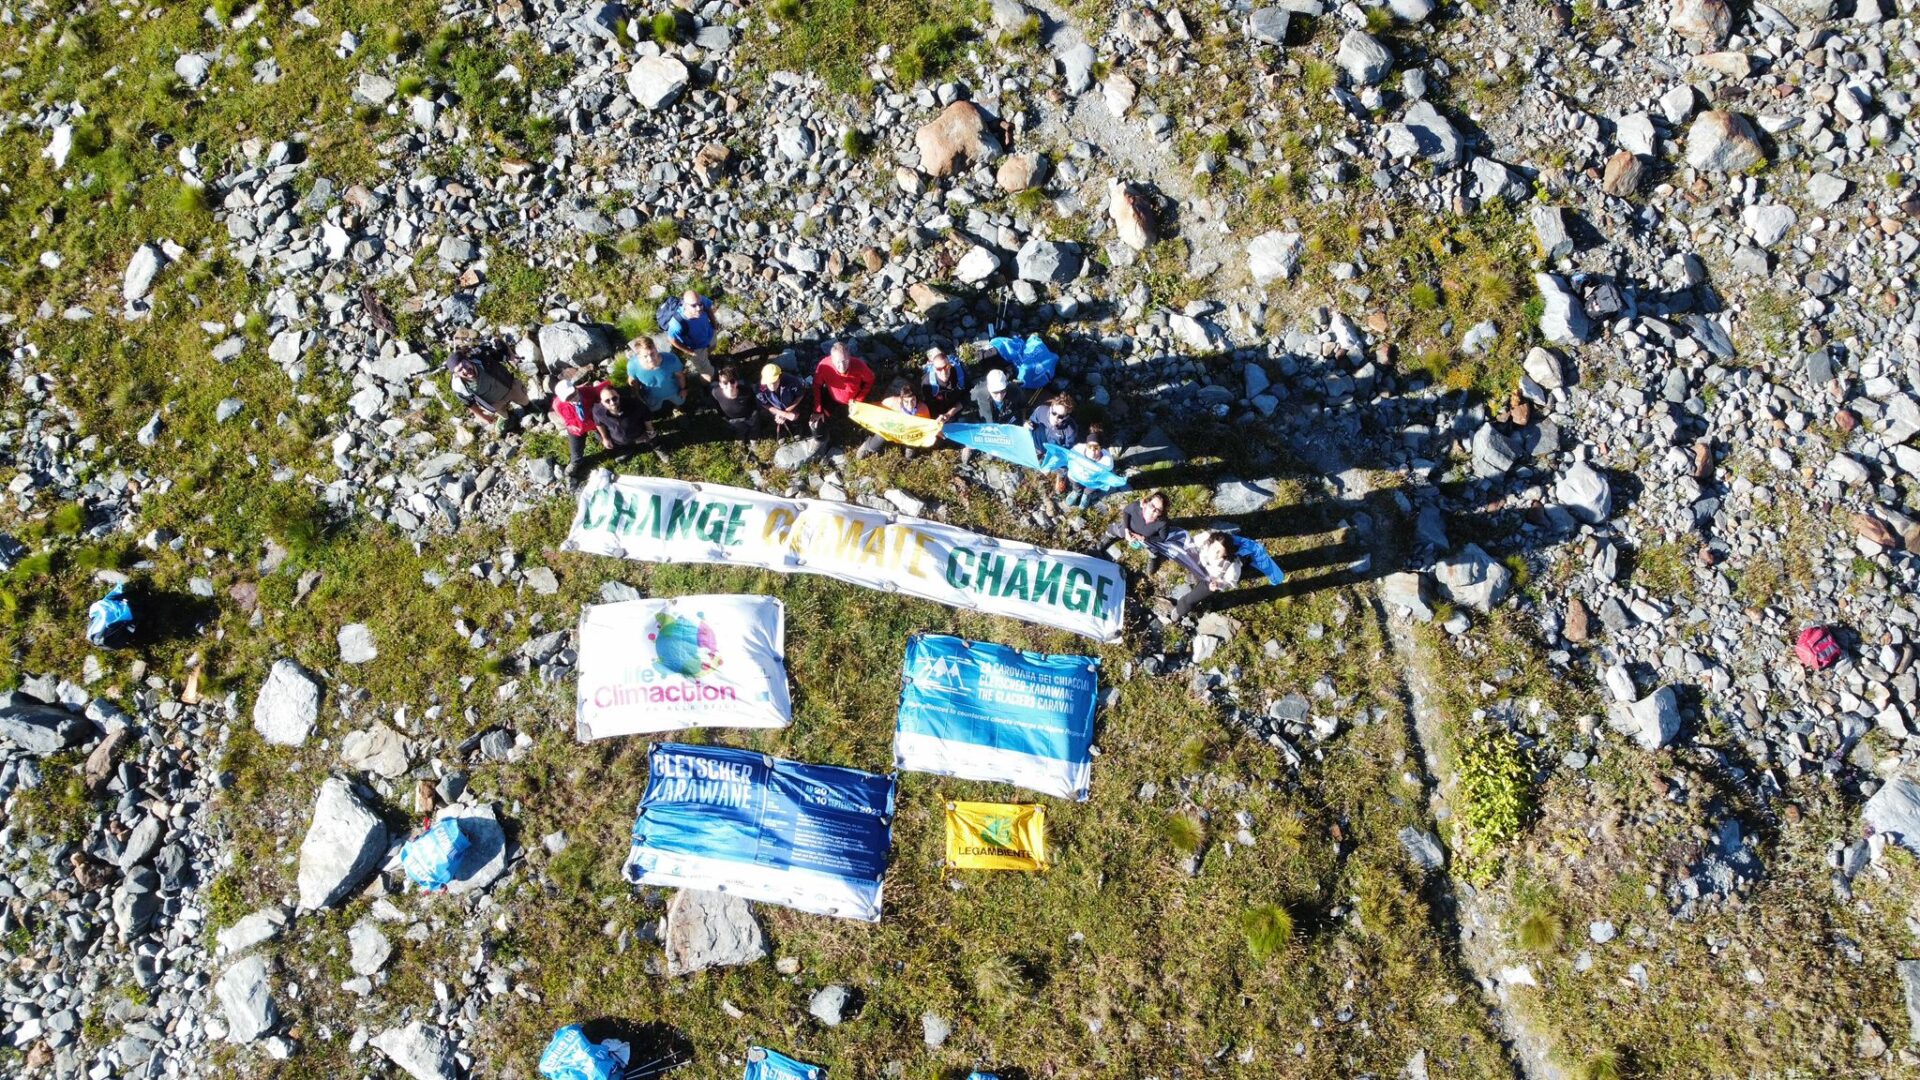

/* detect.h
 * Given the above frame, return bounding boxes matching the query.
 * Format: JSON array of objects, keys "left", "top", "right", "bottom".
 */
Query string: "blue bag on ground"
[
  {"left": 538, "top": 1026, "right": 622, "bottom": 1080},
  {"left": 86, "top": 584, "right": 136, "bottom": 648},
  {"left": 990, "top": 334, "right": 1058, "bottom": 389},
  {"left": 400, "top": 818, "right": 469, "bottom": 890},
  {"left": 744, "top": 1046, "right": 823, "bottom": 1080}
]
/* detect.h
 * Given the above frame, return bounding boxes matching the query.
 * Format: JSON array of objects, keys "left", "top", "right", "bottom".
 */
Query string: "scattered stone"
[
  {"left": 296, "top": 777, "right": 389, "bottom": 911},
  {"left": 1608, "top": 686, "right": 1681, "bottom": 750},
  {"left": 371, "top": 1022, "right": 461, "bottom": 1080},
  {"left": 337, "top": 622, "right": 377, "bottom": 664},
  {"left": 341, "top": 723, "right": 412, "bottom": 779},
  {"left": 1686, "top": 111, "right": 1765, "bottom": 173},
  {"left": 253, "top": 659, "right": 323, "bottom": 746},
  {"left": 664, "top": 889, "right": 767, "bottom": 976},
  {"left": 809, "top": 985, "right": 851, "bottom": 1026},
  {"left": 214, "top": 956, "right": 277, "bottom": 1044},
  {"left": 0, "top": 692, "right": 91, "bottom": 754},
  {"left": 626, "top": 55, "right": 690, "bottom": 111},
  {"left": 348, "top": 921, "right": 392, "bottom": 977},
  {"left": 1432, "top": 544, "right": 1513, "bottom": 613},
  {"left": 1247, "top": 231, "right": 1302, "bottom": 286},
  {"left": 915, "top": 101, "right": 1004, "bottom": 178}
]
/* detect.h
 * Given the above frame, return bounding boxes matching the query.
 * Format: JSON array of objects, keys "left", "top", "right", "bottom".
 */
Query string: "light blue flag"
[
  {"left": 990, "top": 334, "right": 1058, "bottom": 389},
  {"left": 745, "top": 1047, "right": 824, "bottom": 1080},
  {"left": 1040, "top": 442, "right": 1129, "bottom": 492},
  {"left": 943, "top": 422, "right": 1041, "bottom": 469}
]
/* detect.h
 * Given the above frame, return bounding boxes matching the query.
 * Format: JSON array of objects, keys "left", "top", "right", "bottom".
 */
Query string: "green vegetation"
[
  {"left": 757, "top": 0, "right": 977, "bottom": 92},
  {"left": 1241, "top": 904, "right": 1295, "bottom": 961}
]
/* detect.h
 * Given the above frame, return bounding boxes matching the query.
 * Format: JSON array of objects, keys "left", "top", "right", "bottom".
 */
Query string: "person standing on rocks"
[
  {"left": 855, "top": 380, "right": 933, "bottom": 460},
  {"left": 757, "top": 363, "right": 818, "bottom": 439},
  {"left": 1170, "top": 530, "right": 1242, "bottom": 622},
  {"left": 709, "top": 364, "right": 766, "bottom": 441},
  {"left": 812, "top": 340, "right": 875, "bottom": 434},
  {"left": 664, "top": 290, "right": 717, "bottom": 382},
  {"left": 549, "top": 368, "right": 609, "bottom": 479},
  {"left": 590, "top": 383, "right": 663, "bottom": 462},
  {"left": 1027, "top": 392, "right": 1079, "bottom": 496},
  {"left": 447, "top": 341, "right": 529, "bottom": 430},
  {"left": 922, "top": 346, "right": 969, "bottom": 422},
  {"left": 624, "top": 336, "right": 689, "bottom": 417},
  {"left": 1062, "top": 424, "right": 1115, "bottom": 509}
]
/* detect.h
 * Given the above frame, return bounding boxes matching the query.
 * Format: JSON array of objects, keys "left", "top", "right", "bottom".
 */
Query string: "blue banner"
[
  {"left": 745, "top": 1048, "right": 823, "bottom": 1080},
  {"left": 894, "top": 634, "right": 1100, "bottom": 801},
  {"left": 1040, "top": 442, "right": 1130, "bottom": 492},
  {"left": 626, "top": 744, "right": 897, "bottom": 922},
  {"left": 942, "top": 422, "right": 1041, "bottom": 469}
]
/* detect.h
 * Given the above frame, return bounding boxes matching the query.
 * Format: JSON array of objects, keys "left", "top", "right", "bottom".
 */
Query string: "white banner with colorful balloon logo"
[{"left": 574, "top": 595, "right": 793, "bottom": 740}]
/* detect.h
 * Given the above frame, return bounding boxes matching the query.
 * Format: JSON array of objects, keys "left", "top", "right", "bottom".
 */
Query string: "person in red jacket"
[
  {"left": 550, "top": 370, "right": 608, "bottom": 481},
  {"left": 811, "top": 340, "right": 875, "bottom": 431}
]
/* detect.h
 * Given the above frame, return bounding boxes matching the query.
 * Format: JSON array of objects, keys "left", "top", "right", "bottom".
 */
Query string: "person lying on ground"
[
  {"left": 812, "top": 340, "right": 875, "bottom": 426},
  {"left": 447, "top": 342, "right": 529, "bottom": 430},
  {"left": 550, "top": 368, "right": 609, "bottom": 479},
  {"left": 711, "top": 364, "right": 766, "bottom": 441},
  {"left": 624, "top": 336, "right": 688, "bottom": 415},
  {"left": 756, "top": 363, "right": 819, "bottom": 439},
  {"left": 922, "top": 346, "right": 969, "bottom": 422},
  {"left": 855, "top": 380, "right": 933, "bottom": 459},
  {"left": 664, "top": 290, "right": 716, "bottom": 381},
  {"left": 1062, "top": 424, "right": 1116, "bottom": 509},
  {"left": 1161, "top": 529, "right": 1243, "bottom": 622}
]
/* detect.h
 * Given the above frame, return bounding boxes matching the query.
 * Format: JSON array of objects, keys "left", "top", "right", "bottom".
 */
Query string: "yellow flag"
[
  {"left": 849, "top": 400, "right": 944, "bottom": 448},
  {"left": 945, "top": 801, "right": 1048, "bottom": 871}
]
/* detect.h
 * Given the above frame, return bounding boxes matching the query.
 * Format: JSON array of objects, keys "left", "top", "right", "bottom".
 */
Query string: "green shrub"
[
  {"left": 841, "top": 127, "right": 872, "bottom": 158},
  {"left": 396, "top": 73, "right": 429, "bottom": 99},
  {"left": 1410, "top": 282, "right": 1440, "bottom": 310},
  {"left": 615, "top": 306, "right": 656, "bottom": 342},
  {"left": 1515, "top": 908, "right": 1561, "bottom": 952},
  {"left": 894, "top": 19, "right": 968, "bottom": 86},
  {"left": 1572, "top": 1049, "right": 1625, "bottom": 1080},
  {"left": 1159, "top": 812, "right": 1203, "bottom": 854},
  {"left": 1242, "top": 904, "right": 1294, "bottom": 962},
  {"left": 1452, "top": 727, "right": 1533, "bottom": 878},
  {"left": 643, "top": 216, "right": 681, "bottom": 250},
  {"left": 1364, "top": 6, "right": 1392, "bottom": 33},
  {"left": 651, "top": 12, "right": 680, "bottom": 44},
  {"left": 425, "top": 29, "right": 458, "bottom": 67},
  {"left": 172, "top": 181, "right": 212, "bottom": 218},
  {"left": 51, "top": 502, "right": 87, "bottom": 537}
]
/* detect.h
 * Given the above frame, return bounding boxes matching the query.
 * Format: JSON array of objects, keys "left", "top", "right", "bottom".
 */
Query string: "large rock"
[
  {"left": 1247, "top": 231, "right": 1302, "bottom": 286},
  {"left": 1668, "top": 0, "right": 1732, "bottom": 44},
  {"left": 1381, "top": 572, "right": 1434, "bottom": 621},
  {"left": 434, "top": 802, "right": 509, "bottom": 895},
  {"left": 1742, "top": 204, "right": 1797, "bottom": 248},
  {"left": 123, "top": 244, "right": 167, "bottom": 304},
  {"left": 996, "top": 152, "right": 1046, "bottom": 193},
  {"left": 1607, "top": 686, "right": 1681, "bottom": 750},
  {"left": 1384, "top": 101, "right": 1464, "bottom": 167},
  {"left": 1058, "top": 42, "right": 1096, "bottom": 93},
  {"left": 1108, "top": 179, "right": 1157, "bottom": 251},
  {"left": 1535, "top": 273, "right": 1592, "bottom": 345},
  {"left": 1685, "top": 111, "right": 1764, "bottom": 173},
  {"left": 537, "top": 321, "right": 609, "bottom": 370},
  {"left": 0, "top": 692, "right": 91, "bottom": 755},
  {"left": 1432, "top": 544, "right": 1513, "bottom": 613},
  {"left": 371, "top": 1022, "right": 461, "bottom": 1080},
  {"left": 341, "top": 724, "right": 412, "bottom": 779},
  {"left": 953, "top": 246, "right": 1001, "bottom": 285},
  {"left": 1470, "top": 423, "right": 1517, "bottom": 478},
  {"left": 215, "top": 956, "right": 277, "bottom": 1043},
  {"left": 1864, "top": 777, "right": 1920, "bottom": 855},
  {"left": 664, "top": 889, "right": 767, "bottom": 976},
  {"left": 216, "top": 907, "right": 289, "bottom": 955},
  {"left": 914, "top": 101, "right": 1004, "bottom": 179},
  {"left": 1247, "top": 6, "right": 1289, "bottom": 44},
  {"left": 253, "top": 659, "right": 322, "bottom": 746},
  {"left": 773, "top": 437, "right": 828, "bottom": 469},
  {"left": 1468, "top": 156, "right": 1531, "bottom": 205},
  {"left": 1555, "top": 462, "right": 1612, "bottom": 524},
  {"left": 296, "top": 777, "right": 389, "bottom": 911},
  {"left": 1335, "top": 30, "right": 1392, "bottom": 85},
  {"left": 626, "top": 55, "right": 689, "bottom": 111},
  {"left": 1523, "top": 347, "right": 1564, "bottom": 391},
  {"left": 1014, "top": 238, "right": 1082, "bottom": 284},
  {"left": 337, "top": 623, "right": 378, "bottom": 664},
  {"left": 1214, "top": 478, "right": 1276, "bottom": 514},
  {"left": 349, "top": 921, "right": 393, "bottom": 976}
]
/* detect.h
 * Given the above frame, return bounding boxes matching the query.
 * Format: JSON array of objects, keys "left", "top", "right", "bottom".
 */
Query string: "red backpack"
[{"left": 1795, "top": 626, "right": 1842, "bottom": 670}]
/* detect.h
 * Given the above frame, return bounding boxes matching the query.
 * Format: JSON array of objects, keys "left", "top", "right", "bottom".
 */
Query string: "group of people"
[{"left": 442, "top": 293, "right": 1284, "bottom": 624}]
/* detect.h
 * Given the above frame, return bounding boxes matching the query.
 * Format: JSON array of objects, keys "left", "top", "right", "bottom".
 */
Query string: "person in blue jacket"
[{"left": 664, "top": 290, "right": 716, "bottom": 381}]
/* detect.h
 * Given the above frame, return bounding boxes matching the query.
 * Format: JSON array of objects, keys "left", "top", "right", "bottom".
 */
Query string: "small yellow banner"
[
  {"left": 849, "top": 400, "right": 944, "bottom": 448},
  {"left": 945, "top": 801, "right": 1048, "bottom": 871}
]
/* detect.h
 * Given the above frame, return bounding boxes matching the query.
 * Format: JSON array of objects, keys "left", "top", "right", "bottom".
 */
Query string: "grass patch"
[
  {"left": 1241, "top": 904, "right": 1294, "bottom": 961},
  {"left": 757, "top": 0, "right": 977, "bottom": 93}
]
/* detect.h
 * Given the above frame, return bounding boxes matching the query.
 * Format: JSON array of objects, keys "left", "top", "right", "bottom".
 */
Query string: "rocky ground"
[{"left": 5, "top": 0, "right": 1920, "bottom": 1076}]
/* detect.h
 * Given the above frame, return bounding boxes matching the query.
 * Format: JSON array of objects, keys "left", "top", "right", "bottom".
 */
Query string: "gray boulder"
[
  {"left": 538, "top": 321, "right": 610, "bottom": 370},
  {"left": 773, "top": 437, "right": 827, "bottom": 470},
  {"left": 1555, "top": 462, "right": 1612, "bottom": 524},
  {"left": 1015, "top": 238, "right": 1082, "bottom": 284},
  {"left": 664, "top": 889, "right": 767, "bottom": 976},
  {"left": 1685, "top": 111, "right": 1764, "bottom": 173},
  {"left": 215, "top": 956, "right": 277, "bottom": 1044},
  {"left": 123, "top": 244, "right": 167, "bottom": 304},
  {"left": 253, "top": 659, "right": 322, "bottom": 746},
  {"left": 1385, "top": 101, "right": 1463, "bottom": 167},
  {"left": 216, "top": 907, "right": 289, "bottom": 955},
  {"left": 337, "top": 623, "right": 378, "bottom": 665},
  {"left": 1214, "top": 479, "right": 1275, "bottom": 514},
  {"left": 810, "top": 985, "right": 852, "bottom": 1026},
  {"left": 348, "top": 921, "right": 392, "bottom": 976},
  {"left": 1468, "top": 156, "right": 1531, "bottom": 205},
  {"left": 1248, "top": 7, "right": 1289, "bottom": 44},
  {"left": 434, "top": 802, "right": 510, "bottom": 895},
  {"left": 1897, "top": 961, "right": 1920, "bottom": 1045},
  {"left": 340, "top": 724, "right": 412, "bottom": 779},
  {"left": 0, "top": 692, "right": 91, "bottom": 754},
  {"left": 371, "top": 1022, "right": 461, "bottom": 1080},
  {"left": 1535, "top": 273, "right": 1592, "bottom": 345},
  {"left": 1335, "top": 30, "right": 1392, "bottom": 86},
  {"left": 1470, "top": 424, "right": 1518, "bottom": 478},
  {"left": 1246, "top": 231, "right": 1302, "bottom": 286},
  {"left": 1864, "top": 777, "right": 1920, "bottom": 855},
  {"left": 1381, "top": 572, "right": 1434, "bottom": 621},
  {"left": 1399, "top": 827, "right": 1445, "bottom": 872},
  {"left": 1432, "top": 544, "right": 1512, "bottom": 613},
  {"left": 296, "top": 777, "right": 389, "bottom": 911},
  {"left": 626, "top": 55, "right": 689, "bottom": 111},
  {"left": 1607, "top": 686, "right": 1681, "bottom": 750}
]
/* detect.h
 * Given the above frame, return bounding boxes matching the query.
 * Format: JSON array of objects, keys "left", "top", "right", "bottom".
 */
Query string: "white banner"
[
  {"left": 575, "top": 596, "right": 792, "bottom": 741},
  {"left": 566, "top": 475, "right": 1126, "bottom": 642}
]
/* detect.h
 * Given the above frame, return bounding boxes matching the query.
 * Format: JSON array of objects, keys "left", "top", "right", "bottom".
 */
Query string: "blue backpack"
[{"left": 86, "top": 584, "right": 136, "bottom": 649}]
